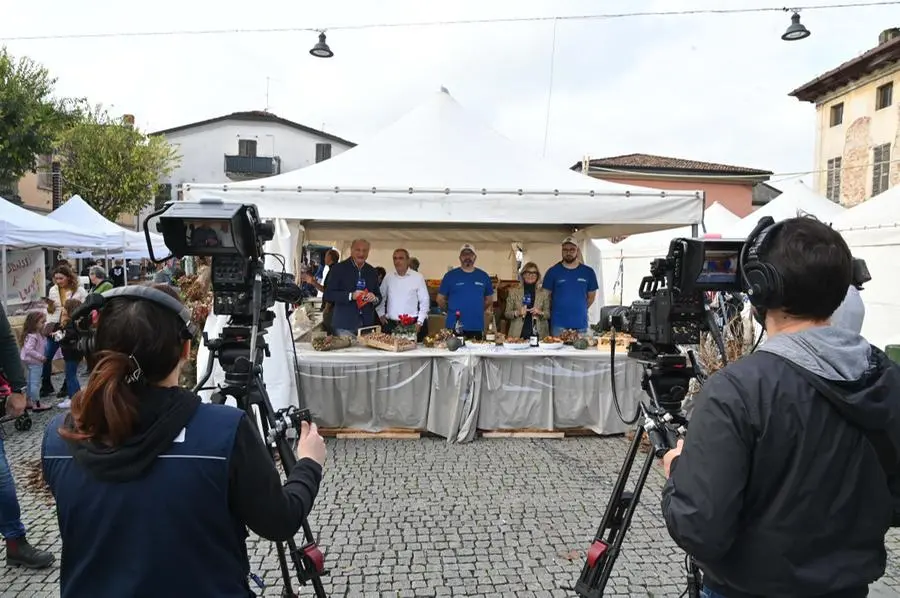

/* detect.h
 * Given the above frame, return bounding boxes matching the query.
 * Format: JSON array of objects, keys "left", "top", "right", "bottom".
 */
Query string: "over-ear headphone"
[
  {"left": 739, "top": 216, "right": 786, "bottom": 312},
  {"left": 70, "top": 285, "right": 198, "bottom": 357}
]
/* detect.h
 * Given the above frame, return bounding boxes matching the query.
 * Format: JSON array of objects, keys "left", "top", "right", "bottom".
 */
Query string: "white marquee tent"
[
  {"left": 831, "top": 185, "right": 900, "bottom": 350},
  {"left": 48, "top": 195, "right": 171, "bottom": 259},
  {"left": 721, "top": 180, "right": 846, "bottom": 238},
  {"left": 184, "top": 89, "right": 706, "bottom": 409},
  {"left": 0, "top": 196, "right": 109, "bottom": 308},
  {"left": 594, "top": 202, "right": 741, "bottom": 306}
]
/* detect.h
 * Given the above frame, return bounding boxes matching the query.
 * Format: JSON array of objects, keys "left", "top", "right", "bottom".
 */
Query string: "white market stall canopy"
[
  {"left": 184, "top": 88, "right": 704, "bottom": 242},
  {"left": 48, "top": 195, "right": 170, "bottom": 258},
  {"left": 831, "top": 184, "right": 900, "bottom": 244},
  {"left": 831, "top": 185, "right": 900, "bottom": 350},
  {"left": 721, "top": 181, "right": 846, "bottom": 238},
  {"left": 0, "top": 196, "right": 108, "bottom": 249},
  {"left": 599, "top": 202, "right": 740, "bottom": 257}
]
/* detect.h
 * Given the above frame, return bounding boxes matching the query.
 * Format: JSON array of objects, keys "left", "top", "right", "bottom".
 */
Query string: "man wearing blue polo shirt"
[
  {"left": 543, "top": 236, "right": 599, "bottom": 336},
  {"left": 437, "top": 244, "right": 494, "bottom": 339}
]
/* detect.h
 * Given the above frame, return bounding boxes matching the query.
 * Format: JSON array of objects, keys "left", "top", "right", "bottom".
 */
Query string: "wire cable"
[{"left": 2, "top": 2, "right": 898, "bottom": 42}]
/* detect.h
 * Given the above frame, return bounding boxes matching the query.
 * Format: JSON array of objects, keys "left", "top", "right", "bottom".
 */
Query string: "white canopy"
[
  {"left": 831, "top": 184, "right": 900, "bottom": 243},
  {"left": 48, "top": 195, "right": 170, "bottom": 258},
  {"left": 184, "top": 88, "right": 704, "bottom": 242},
  {"left": 601, "top": 202, "right": 740, "bottom": 255},
  {"left": 593, "top": 202, "right": 741, "bottom": 306},
  {"left": 831, "top": 185, "right": 900, "bottom": 350},
  {"left": 721, "top": 181, "right": 846, "bottom": 238},
  {"left": 0, "top": 196, "right": 108, "bottom": 248}
]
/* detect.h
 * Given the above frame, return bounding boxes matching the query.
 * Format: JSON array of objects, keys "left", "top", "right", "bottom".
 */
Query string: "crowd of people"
[{"left": 303, "top": 236, "right": 602, "bottom": 342}]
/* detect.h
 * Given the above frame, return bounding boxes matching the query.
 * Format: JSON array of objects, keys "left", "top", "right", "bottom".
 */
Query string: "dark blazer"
[{"left": 322, "top": 259, "right": 382, "bottom": 333}]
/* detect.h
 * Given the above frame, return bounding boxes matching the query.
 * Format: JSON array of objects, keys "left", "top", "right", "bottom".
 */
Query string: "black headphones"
[
  {"left": 739, "top": 215, "right": 785, "bottom": 311},
  {"left": 71, "top": 286, "right": 198, "bottom": 357}
]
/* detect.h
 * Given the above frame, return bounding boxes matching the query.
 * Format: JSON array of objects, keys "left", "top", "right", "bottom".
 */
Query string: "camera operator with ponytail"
[{"left": 41, "top": 284, "right": 327, "bottom": 598}]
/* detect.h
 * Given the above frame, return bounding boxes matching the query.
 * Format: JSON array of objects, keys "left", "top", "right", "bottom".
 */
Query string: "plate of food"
[
  {"left": 503, "top": 338, "right": 530, "bottom": 350},
  {"left": 541, "top": 336, "right": 564, "bottom": 350}
]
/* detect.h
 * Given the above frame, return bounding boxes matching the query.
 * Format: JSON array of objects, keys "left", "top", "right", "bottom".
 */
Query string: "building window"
[
  {"left": 876, "top": 82, "right": 893, "bottom": 110},
  {"left": 872, "top": 143, "right": 891, "bottom": 196},
  {"left": 238, "top": 139, "right": 257, "bottom": 157},
  {"left": 826, "top": 157, "right": 842, "bottom": 202},
  {"left": 315, "top": 143, "right": 332, "bottom": 163},
  {"left": 829, "top": 103, "right": 843, "bottom": 127},
  {"left": 37, "top": 154, "right": 53, "bottom": 190}
]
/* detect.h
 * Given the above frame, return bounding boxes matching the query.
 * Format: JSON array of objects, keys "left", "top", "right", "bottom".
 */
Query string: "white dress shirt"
[{"left": 377, "top": 269, "right": 430, "bottom": 324}]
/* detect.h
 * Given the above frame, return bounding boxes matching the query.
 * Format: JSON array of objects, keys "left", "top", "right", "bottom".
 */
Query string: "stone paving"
[{"left": 3, "top": 374, "right": 900, "bottom": 597}]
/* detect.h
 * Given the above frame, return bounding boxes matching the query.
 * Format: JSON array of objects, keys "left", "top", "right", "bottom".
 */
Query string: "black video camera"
[
  {"left": 145, "top": 199, "right": 311, "bottom": 322},
  {"left": 598, "top": 237, "right": 744, "bottom": 360}
]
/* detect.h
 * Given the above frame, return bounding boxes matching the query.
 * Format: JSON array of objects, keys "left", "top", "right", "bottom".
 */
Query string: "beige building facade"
[
  {"left": 7, "top": 160, "right": 138, "bottom": 228},
  {"left": 790, "top": 28, "right": 900, "bottom": 207}
]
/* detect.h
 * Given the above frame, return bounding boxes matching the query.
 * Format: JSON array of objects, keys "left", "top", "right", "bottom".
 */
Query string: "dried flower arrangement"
[{"left": 174, "top": 258, "right": 213, "bottom": 388}]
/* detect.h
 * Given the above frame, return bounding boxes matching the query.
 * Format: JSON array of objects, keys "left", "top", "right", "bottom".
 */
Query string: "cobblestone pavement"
[{"left": 3, "top": 376, "right": 900, "bottom": 596}]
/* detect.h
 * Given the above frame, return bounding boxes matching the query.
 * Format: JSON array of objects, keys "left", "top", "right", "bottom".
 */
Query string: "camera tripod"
[
  {"left": 573, "top": 352, "right": 702, "bottom": 598},
  {"left": 195, "top": 315, "right": 328, "bottom": 598}
]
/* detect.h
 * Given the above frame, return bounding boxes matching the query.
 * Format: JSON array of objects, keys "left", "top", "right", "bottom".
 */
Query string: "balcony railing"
[{"left": 224, "top": 155, "right": 279, "bottom": 176}]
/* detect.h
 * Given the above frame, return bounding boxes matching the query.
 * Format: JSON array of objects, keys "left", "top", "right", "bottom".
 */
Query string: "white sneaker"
[{"left": 56, "top": 399, "right": 71, "bottom": 409}]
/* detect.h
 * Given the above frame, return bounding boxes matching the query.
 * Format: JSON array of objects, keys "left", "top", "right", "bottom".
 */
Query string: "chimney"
[
  {"left": 51, "top": 161, "right": 62, "bottom": 209},
  {"left": 122, "top": 114, "right": 135, "bottom": 127},
  {"left": 879, "top": 28, "right": 900, "bottom": 45}
]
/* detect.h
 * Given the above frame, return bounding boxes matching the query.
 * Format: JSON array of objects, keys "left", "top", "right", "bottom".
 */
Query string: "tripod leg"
[
  {"left": 574, "top": 424, "right": 644, "bottom": 596},
  {"left": 575, "top": 426, "right": 661, "bottom": 597},
  {"left": 275, "top": 541, "right": 296, "bottom": 597}
]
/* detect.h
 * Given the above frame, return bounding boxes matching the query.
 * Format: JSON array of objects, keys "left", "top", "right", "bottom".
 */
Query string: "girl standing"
[{"left": 20, "top": 310, "right": 52, "bottom": 412}]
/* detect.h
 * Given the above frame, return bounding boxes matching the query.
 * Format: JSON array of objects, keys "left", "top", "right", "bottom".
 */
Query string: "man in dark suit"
[{"left": 322, "top": 239, "right": 381, "bottom": 336}]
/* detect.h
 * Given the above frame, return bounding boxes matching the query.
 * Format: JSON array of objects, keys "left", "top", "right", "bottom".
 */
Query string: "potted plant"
[{"left": 392, "top": 314, "right": 418, "bottom": 342}]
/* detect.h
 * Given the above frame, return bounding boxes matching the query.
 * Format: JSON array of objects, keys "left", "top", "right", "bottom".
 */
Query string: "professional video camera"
[
  {"left": 572, "top": 235, "right": 744, "bottom": 598},
  {"left": 144, "top": 198, "right": 327, "bottom": 598},
  {"left": 148, "top": 199, "right": 311, "bottom": 321}
]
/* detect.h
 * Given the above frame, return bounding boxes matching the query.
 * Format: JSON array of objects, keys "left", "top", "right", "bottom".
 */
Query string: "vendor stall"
[{"left": 185, "top": 89, "right": 704, "bottom": 430}]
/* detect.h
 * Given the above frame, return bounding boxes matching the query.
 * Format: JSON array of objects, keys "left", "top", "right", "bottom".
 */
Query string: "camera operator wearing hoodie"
[
  {"left": 41, "top": 284, "right": 327, "bottom": 598},
  {"left": 661, "top": 216, "right": 900, "bottom": 598}
]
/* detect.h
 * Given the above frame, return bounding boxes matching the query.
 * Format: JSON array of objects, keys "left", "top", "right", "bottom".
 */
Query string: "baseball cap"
[
  {"left": 561, "top": 236, "right": 578, "bottom": 247},
  {"left": 459, "top": 243, "right": 477, "bottom": 255}
]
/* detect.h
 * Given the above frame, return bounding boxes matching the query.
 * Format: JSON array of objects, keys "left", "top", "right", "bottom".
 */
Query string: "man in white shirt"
[{"left": 377, "top": 248, "right": 430, "bottom": 341}]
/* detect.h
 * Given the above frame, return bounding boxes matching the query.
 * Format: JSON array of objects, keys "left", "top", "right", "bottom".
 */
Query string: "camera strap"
[{"left": 775, "top": 355, "right": 898, "bottom": 478}]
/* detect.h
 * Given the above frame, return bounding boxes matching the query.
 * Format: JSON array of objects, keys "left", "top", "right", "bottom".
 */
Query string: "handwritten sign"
[{"left": 5, "top": 249, "right": 46, "bottom": 305}]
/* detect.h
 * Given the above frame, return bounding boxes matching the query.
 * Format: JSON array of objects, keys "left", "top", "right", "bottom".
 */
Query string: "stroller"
[{"left": 0, "top": 372, "right": 33, "bottom": 433}]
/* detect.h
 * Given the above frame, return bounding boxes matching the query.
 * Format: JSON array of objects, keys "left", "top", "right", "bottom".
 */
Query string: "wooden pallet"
[
  {"left": 480, "top": 430, "right": 565, "bottom": 439},
  {"left": 319, "top": 427, "right": 422, "bottom": 439}
]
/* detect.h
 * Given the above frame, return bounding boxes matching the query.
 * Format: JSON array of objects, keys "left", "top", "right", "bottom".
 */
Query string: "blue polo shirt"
[
  {"left": 543, "top": 262, "right": 599, "bottom": 330},
  {"left": 439, "top": 267, "right": 493, "bottom": 331}
]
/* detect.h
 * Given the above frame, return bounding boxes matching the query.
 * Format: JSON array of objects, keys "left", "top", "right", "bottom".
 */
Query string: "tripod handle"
[{"left": 645, "top": 422, "right": 680, "bottom": 458}]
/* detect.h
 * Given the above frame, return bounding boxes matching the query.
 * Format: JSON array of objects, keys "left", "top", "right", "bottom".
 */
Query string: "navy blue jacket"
[
  {"left": 322, "top": 258, "right": 382, "bottom": 333},
  {"left": 43, "top": 403, "right": 251, "bottom": 597}
]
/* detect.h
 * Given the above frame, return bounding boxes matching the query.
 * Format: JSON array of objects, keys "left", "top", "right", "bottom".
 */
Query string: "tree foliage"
[
  {"left": 56, "top": 106, "right": 180, "bottom": 221},
  {"left": 0, "top": 47, "right": 77, "bottom": 186}
]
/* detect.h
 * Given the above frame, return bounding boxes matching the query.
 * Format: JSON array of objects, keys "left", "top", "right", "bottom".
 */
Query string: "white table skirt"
[{"left": 293, "top": 344, "right": 644, "bottom": 443}]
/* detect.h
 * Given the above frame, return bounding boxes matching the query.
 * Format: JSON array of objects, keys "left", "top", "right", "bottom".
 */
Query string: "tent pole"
[{"left": 1, "top": 246, "right": 6, "bottom": 313}]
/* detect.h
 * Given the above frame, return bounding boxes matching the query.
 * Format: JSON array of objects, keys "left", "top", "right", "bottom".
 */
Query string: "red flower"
[{"left": 398, "top": 314, "right": 416, "bottom": 326}]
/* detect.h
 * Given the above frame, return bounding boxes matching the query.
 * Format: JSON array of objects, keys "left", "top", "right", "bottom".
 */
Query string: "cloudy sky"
[{"left": 1, "top": 0, "right": 896, "bottom": 184}]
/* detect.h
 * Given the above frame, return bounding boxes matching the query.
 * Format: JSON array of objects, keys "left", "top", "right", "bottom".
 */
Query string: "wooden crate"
[{"left": 357, "top": 326, "right": 417, "bottom": 353}]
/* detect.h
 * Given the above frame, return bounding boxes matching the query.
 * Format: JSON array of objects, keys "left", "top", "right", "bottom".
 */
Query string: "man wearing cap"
[
  {"left": 543, "top": 236, "right": 599, "bottom": 336},
  {"left": 437, "top": 244, "right": 494, "bottom": 339}
]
